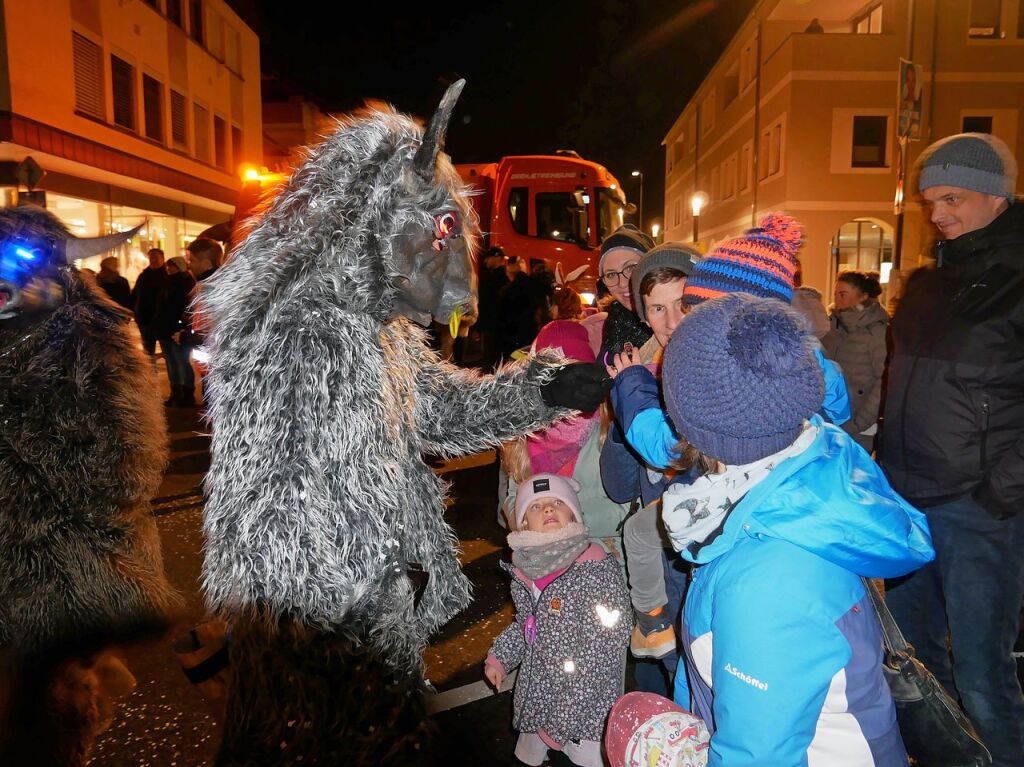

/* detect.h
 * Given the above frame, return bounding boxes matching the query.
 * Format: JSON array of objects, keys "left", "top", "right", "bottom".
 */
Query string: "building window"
[
  {"left": 854, "top": 3, "right": 883, "bottom": 34},
  {"left": 225, "top": 25, "right": 241, "bottom": 71},
  {"left": 962, "top": 115, "right": 994, "bottom": 133},
  {"left": 759, "top": 117, "right": 785, "bottom": 180},
  {"left": 969, "top": 0, "right": 1001, "bottom": 38},
  {"left": 72, "top": 32, "right": 104, "bottom": 120},
  {"left": 231, "top": 125, "right": 243, "bottom": 170},
  {"left": 189, "top": 0, "right": 204, "bottom": 45},
  {"left": 710, "top": 166, "right": 719, "bottom": 204},
  {"left": 142, "top": 75, "right": 164, "bottom": 142},
  {"left": 833, "top": 219, "right": 893, "bottom": 274},
  {"left": 207, "top": 10, "right": 224, "bottom": 60},
  {"left": 722, "top": 62, "right": 740, "bottom": 107},
  {"left": 722, "top": 153, "right": 737, "bottom": 200},
  {"left": 170, "top": 90, "right": 188, "bottom": 151},
  {"left": 167, "top": 0, "right": 183, "bottom": 27},
  {"left": 739, "top": 140, "right": 752, "bottom": 192},
  {"left": 110, "top": 55, "right": 136, "bottom": 131},
  {"left": 193, "top": 103, "right": 209, "bottom": 162},
  {"left": 213, "top": 115, "right": 228, "bottom": 169},
  {"left": 508, "top": 187, "right": 529, "bottom": 235},
  {"left": 739, "top": 38, "right": 757, "bottom": 91},
  {"left": 851, "top": 115, "right": 888, "bottom": 167},
  {"left": 701, "top": 90, "right": 716, "bottom": 136}
]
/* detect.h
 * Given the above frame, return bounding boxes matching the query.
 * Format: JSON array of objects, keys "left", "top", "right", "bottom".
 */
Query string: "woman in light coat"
[{"left": 822, "top": 270, "right": 889, "bottom": 453}]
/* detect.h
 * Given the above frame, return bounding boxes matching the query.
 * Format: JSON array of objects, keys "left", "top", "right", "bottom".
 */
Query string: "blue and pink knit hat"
[{"left": 682, "top": 213, "right": 803, "bottom": 306}]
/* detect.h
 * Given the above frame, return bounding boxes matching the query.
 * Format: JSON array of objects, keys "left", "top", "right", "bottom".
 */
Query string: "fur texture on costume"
[
  {"left": 200, "top": 84, "right": 573, "bottom": 762},
  {"left": 0, "top": 205, "right": 176, "bottom": 764}
]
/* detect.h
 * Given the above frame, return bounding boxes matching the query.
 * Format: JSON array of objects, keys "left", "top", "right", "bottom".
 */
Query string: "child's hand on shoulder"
[{"left": 484, "top": 662, "right": 506, "bottom": 691}]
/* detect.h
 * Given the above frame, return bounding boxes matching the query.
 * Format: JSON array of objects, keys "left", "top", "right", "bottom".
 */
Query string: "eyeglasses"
[{"left": 601, "top": 262, "right": 638, "bottom": 286}]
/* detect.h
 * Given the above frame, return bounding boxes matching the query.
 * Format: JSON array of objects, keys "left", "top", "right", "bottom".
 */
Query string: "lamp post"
[
  {"left": 631, "top": 170, "right": 644, "bottom": 229},
  {"left": 690, "top": 191, "right": 708, "bottom": 244},
  {"left": 651, "top": 223, "right": 661, "bottom": 243}
]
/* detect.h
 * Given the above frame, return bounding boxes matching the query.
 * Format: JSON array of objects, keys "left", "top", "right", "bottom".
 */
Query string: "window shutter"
[
  {"left": 72, "top": 32, "right": 104, "bottom": 119},
  {"left": 171, "top": 91, "right": 188, "bottom": 151}
]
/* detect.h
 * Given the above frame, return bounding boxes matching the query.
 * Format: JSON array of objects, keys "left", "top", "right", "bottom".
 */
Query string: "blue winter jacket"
[
  {"left": 611, "top": 348, "right": 851, "bottom": 470},
  {"left": 671, "top": 419, "right": 934, "bottom": 767}
]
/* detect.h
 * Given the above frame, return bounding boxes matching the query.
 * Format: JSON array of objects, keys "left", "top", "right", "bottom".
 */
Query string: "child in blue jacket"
[{"left": 659, "top": 293, "right": 933, "bottom": 766}]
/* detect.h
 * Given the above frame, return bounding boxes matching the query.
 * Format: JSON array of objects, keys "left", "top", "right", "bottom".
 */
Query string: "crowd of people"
[
  {"left": 99, "top": 237, "right": 223, "bottom": 407},
  {"left": 482, "top": 131, "right": 1023, "bottom": 767}
]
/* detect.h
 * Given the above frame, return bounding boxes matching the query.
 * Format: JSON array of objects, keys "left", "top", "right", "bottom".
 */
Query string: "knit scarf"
[
  {"left": 507, "top": 522, "right": 589, "bottom": 580},
  {"left": 526, "top": 411, "right": 599, "bottom": 477},
  {"left": 662, "top": 423, "right": 818, "bottom": 555}
]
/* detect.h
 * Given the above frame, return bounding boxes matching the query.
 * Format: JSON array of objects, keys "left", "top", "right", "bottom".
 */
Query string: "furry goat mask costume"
[{"left": 201, "top": 81, "right": 609, "bottom": 761}]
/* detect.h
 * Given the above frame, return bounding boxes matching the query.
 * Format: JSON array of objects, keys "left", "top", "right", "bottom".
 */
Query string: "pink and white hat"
[{"left": 513, "top": 474, "right": 584, "bottom": 529}]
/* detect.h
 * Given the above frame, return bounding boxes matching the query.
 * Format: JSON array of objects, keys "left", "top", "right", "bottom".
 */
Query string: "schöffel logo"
[{"left": 724, "top": 663, "right": 768, "bottom": 691}]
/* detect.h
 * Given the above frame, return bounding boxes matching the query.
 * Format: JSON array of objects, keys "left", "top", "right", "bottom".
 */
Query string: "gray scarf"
[{"left": 507, "top": 522, "right": 589, "bottom": 580}]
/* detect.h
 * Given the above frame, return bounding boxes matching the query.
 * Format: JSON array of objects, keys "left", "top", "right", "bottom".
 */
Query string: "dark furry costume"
[
  {"left": 201, "top": 83, "right": 594, "bottom": 764},
  {"left": 0, "top": 206, "right": 177, "bottom": 764}
]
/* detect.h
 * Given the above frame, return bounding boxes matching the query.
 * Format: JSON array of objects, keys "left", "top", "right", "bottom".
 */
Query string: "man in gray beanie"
[{"left": 881, "top": 132, "right": 1024, "bottom": 765}]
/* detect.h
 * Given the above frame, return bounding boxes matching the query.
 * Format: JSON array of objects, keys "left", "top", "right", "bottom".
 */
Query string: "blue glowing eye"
[{"left": 15, "top": 247, "right": 36, "bottom": 260}]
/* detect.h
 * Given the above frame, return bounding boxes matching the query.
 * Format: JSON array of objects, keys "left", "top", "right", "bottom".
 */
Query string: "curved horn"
[
  {"left": 62, "top": 221, "right": 146, "bottom": 263},
  {"left": 413, "top": 79, "right": 465, "bottom": 182}
]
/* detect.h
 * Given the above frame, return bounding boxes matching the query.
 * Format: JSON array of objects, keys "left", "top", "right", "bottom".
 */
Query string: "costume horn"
[
  {"left": 61, "top": 221, "right": 145, "bottom": 263},
  {"left": 413, "top": 79, "right": 465, "bottom": 182}
]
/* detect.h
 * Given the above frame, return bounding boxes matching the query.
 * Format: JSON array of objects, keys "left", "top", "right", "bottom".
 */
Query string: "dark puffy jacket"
[
  {"left": 823, "top": 300, "right": 889, "bottom": 434},
  {"left": 155, "top": 270, "right": 197, "bottom": 338},
  {"left": 881, "top": 202, "right": 1024, "bottom": 516}
]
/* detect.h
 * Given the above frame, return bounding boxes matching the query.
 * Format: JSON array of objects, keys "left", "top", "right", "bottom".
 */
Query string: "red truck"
[{"left": 456, "top": 151, "right": 631, "bottom": 296}]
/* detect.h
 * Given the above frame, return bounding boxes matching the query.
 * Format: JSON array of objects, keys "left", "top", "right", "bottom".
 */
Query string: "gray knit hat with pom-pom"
[{"left": 662, "top": 293, "right": 824, "bottom": 465}]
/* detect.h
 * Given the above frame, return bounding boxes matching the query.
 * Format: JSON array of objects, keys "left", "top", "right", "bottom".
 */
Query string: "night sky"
[{"left": 226, "top": 0, "right": 756, "bottom": 232}]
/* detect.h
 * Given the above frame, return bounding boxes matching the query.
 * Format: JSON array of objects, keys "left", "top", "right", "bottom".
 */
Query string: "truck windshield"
[
  {"left": 597, "top": 188, "right": 627, "bottom": 242},
  {"left": 535, "top": 192, "right": 577, "bottom": 242}
]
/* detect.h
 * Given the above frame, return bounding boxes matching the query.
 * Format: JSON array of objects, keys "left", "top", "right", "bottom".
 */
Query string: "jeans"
[
  {"left": 160, "top": 335, "right": 195, "bottom": 390},
  {"left": 885, "top": 492, "right": 1024, "bottom": 767}
]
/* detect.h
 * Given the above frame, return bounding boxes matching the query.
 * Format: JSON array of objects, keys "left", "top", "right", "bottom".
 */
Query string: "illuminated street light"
[
  {"left": 690, "top": 191, "right": 708, "bottom": 243},
  {"left": 631, "top": 170, "right": 644, "bottom": 228},
  {"left": 651, "top": 223, "right": 661, "bottom": 241}
]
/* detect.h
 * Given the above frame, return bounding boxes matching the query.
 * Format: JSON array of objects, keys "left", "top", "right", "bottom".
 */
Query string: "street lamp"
[
  {"left": 631, "top": 170, "right": 644, "bottom": 229},
  {"left": 651, "top": 223, "right": 661, "bottom": 242},
  {"left": 690, "top": 191, "right": 708, "bottom": 244}
]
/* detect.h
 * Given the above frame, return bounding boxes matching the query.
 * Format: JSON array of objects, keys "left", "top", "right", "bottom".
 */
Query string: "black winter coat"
[
  {"left": 155, "top": 270, "right": 196, "bottom": 338},
  {"left": 881, "top": 203, "right": 1024, "bottom": 517}
]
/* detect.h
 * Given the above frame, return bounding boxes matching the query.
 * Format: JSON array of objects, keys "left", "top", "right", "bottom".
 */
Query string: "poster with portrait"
[{"left": 898, "top": 59, "right": 923, "bottom": 140}]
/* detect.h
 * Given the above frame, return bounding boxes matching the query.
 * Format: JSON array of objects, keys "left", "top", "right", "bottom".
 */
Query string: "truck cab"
[{"left": 457, "top": 153, "right": 629, "bottom": 295}]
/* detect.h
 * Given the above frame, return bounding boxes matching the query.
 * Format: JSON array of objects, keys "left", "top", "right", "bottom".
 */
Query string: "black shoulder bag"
[{"left": 862, "top": 578, "right": 992, "bottom": 767}]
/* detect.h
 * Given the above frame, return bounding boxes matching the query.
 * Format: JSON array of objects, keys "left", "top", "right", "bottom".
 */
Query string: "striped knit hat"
[{"left": 682, "top": 213, "right": 803, "bottom": 306}]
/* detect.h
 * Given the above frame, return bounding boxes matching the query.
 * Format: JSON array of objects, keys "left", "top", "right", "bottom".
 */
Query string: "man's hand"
[{"left": 540, "top": 362, "right": 612, "bottom": 412}]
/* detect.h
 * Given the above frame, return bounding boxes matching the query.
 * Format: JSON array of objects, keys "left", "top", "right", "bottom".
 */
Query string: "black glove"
[{"left": 540, "top": 363, "right": 612, "bottom": 412}]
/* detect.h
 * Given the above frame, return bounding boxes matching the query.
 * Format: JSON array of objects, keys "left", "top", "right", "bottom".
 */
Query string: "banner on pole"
[{"left": 898, "top": 59, "right": 923, "bottom": 140}]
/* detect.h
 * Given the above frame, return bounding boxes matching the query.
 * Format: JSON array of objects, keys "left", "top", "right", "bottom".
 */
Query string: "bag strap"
[{"left": 861, "top": 577, "right": 913, "bottom": 659}]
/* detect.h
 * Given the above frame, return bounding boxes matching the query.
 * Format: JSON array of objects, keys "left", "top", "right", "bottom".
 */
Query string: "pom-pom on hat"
[
  {"left": 599, "top": 224, "right": 655, "bottom": 275},
  {"left": 629, "top": 242, "right": 701, "bottom": 323},
  {"left": 917, "top": 132, "right": 1017, "bottom": 201},
  {"left": 532, "top": 320, "right": 596, "bottom": 363},
  {"left": 663, "top": 293, "right": 824, "bottom": 465},
  {"left": 514, "top": 474, "right": 584, "bottom": 529},
  {"left": 682, "top": 213, "right": 802, "bottom": 306},
  {"left": 605, "top": 692, "right": 710, "bottom": 767}
]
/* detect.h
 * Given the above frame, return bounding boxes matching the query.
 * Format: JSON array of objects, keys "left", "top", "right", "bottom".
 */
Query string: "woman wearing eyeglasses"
[{"left": 584, "top": 225, "right": 655, "bottom": 364}]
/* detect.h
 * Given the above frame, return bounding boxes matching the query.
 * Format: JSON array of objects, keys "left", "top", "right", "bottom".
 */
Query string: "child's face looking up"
[{"left": 524, "top": 497, "right": 575, "bottom": 532}]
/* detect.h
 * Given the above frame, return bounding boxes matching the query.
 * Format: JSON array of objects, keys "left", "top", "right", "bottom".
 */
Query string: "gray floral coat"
[{"left": 488, "top": 544, "right": 632, "bottom": 746}]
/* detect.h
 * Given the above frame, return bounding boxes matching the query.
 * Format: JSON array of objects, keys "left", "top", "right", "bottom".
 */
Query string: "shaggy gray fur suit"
[{"left": 200, "top": 82, "right": 603, "bottom": 764}]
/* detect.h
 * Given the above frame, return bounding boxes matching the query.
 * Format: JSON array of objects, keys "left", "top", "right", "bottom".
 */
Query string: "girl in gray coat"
[
  {"left": 485, "top": 474, "right": 632, "bottom": 767},
  {"left": 823, "top": 270, "right": 890, "bottom": 453}
]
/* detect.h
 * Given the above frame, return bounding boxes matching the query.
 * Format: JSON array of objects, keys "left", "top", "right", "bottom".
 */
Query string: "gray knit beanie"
[
  {"left": 599, "top": 224, "right": 655, "bottom": 275},
  {"left": 630, "top": 242, "right": 701, "bottom": 323},
  {"left": 662, "top": 293, "right": 824, "bottom": 465},
  {"left": 918, "top": 133, "right": 1017, "bottom": 201}
]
